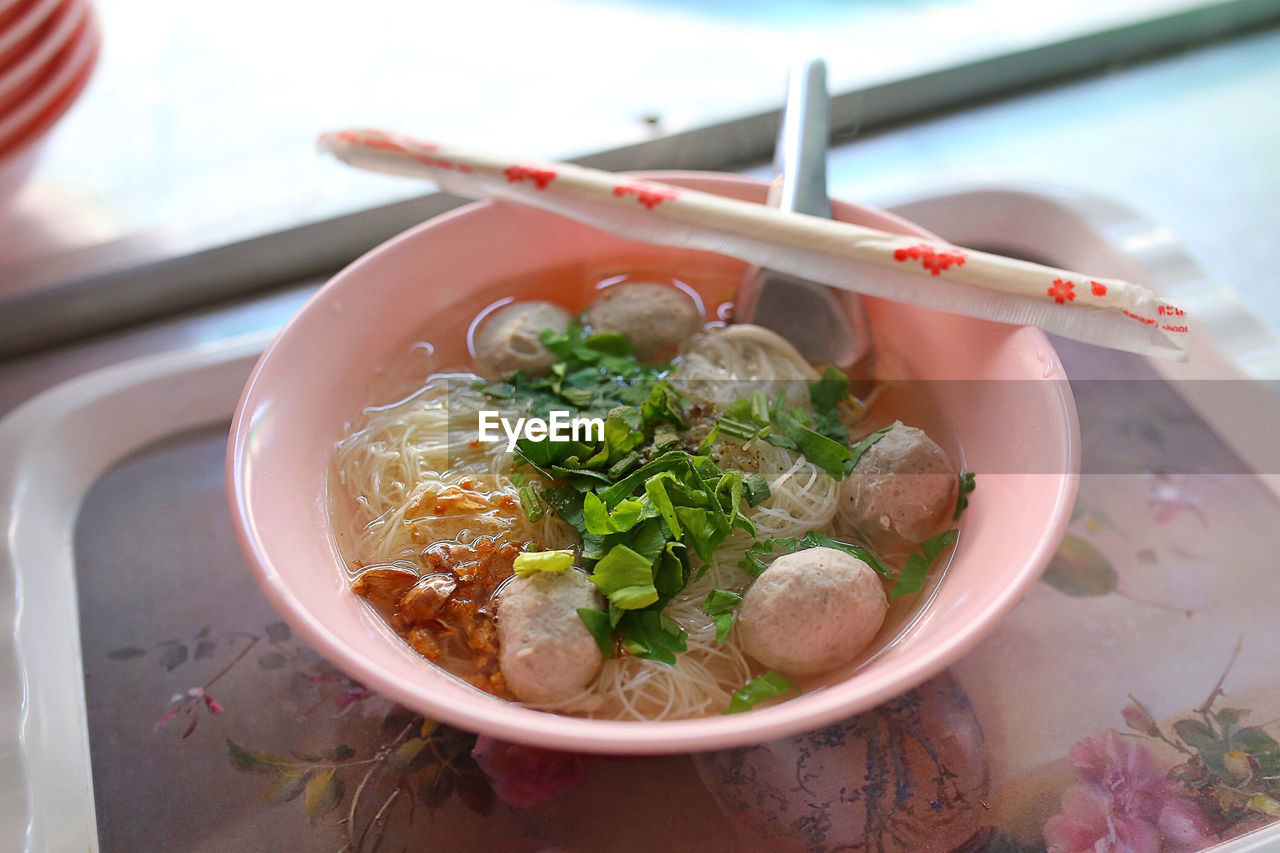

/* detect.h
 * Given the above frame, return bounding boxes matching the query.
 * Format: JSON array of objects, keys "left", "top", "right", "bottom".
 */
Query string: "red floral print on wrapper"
[
  {"left": 892, "top": 243, "right": 967, "bottom": 276},
  {"left": 504, "top": 165, "right": 557, "bottom": 189},
  {"left": 1048, "top": 279, "right": 1076, "bottom": 304},
  {"left": 471, "top": 735, "right": 588, "bottom": 807},
  {"left": 613, "top": 183, "right": 676, "bottom": 209},
  {"left": 1091, "top": 280, "right": 1108, "bottom": 297}
]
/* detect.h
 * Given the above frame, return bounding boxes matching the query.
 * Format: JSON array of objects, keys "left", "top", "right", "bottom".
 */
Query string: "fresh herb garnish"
[
  {"left": 478, "top": 322, "right": 678, "bottom": 420},
  {"left": 738, "top": 527, "right": 955, "bottom": 599},
  {"left": 702, "top": 588, "right": 743, "bottom": 642},
  {"left": 891, "top": 528, "right": 959, "bottom": 600},
  {"left": 723, "top": 670, "right": 800, "bottom": 713},
  {"left": 576, "top": 608, "right": 615, "bottom": 657},
  {"left": 809, "top": 365, "right": 852, "bottom": 412},
  {"left": 743, "top": 472, "right": 771, "bottom": 506},
  {"left": 953, "top": 471, "right": 977, "bottom": 521},
  {"left": 808, "top": 366, "right": 855, "bottom": 444},
  {"left": 768, "top": 406, "right": 853, "bottom": 479},
  {"left": 589, "top": 543, "right": 661, "bottom": 609},
  {"left": 848, "top": 425, "right": 892, "bottom": 470},
  {"left": 739, "top": 531, "right": 893, "bottom": 580},
  {"left": 717, "top": 372, "right": 869, "bottom": 480},
  {"left": 717, "top": 393, "right": 772, "bottom": 442},
  {"left": 614, "top": 609, "right": 688, "bottom": 665},
  {"left": 512, "top": 549, "right": 575, "bottom": 576},
  {"left": 496, "top": 335, "right": 763, "bottom": 665}
]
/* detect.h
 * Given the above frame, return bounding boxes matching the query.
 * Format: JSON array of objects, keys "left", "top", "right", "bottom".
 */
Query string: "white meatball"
[
  {"left": 839, "top": 421, "right": 957, "bottom": 547},
  {"left": 497, "top": 569, "right": 605, "bottom": 704},
  {"left": 584, "top": 282, "right": 702, "bottom": 358},
  {"left": 475, "top": 301, "right": 571, "bottom": 378},
  {"left": 737, "top": 547, "right": 887, "bottom": 677}
]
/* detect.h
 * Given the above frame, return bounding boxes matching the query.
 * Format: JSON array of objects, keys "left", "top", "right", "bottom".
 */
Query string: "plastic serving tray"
[{"left": 2, "top": 186, "right": 1279, "bottom": 852}]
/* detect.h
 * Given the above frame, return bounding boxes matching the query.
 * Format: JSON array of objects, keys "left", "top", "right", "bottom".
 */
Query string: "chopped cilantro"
[
  {"left": 641, "top": 381, "right": 688, "bottom": 429},
  {"left": 953, "top": 471, "right": 977, "bottom": 521},
  {"left": 767, "top": 407, "right": 852, "bottom": 479},
  {"left": 512, "top": 549, "right": 575, "bottom": 576},
  {"left": 480, "top": 321, "right": 675, "bottom": 420},
  {"left": 717, "top": 393, "right": 772, "bottom": 441},
  {"left": 614, "top": 609, "right": 688, "bottom": 665},
  {"left": 891, "top": 528, "right": 959, "bottom": 600},
  {"left": 739, "top": 531, "right": 892, "bottom": 580},
  {"left": 702, "top": 589, "right": 743, "bottom": 642},
  {"left": 576, "top": 608, "right": 615, "bottom": 657},
  {"left": 723, "top": 671, "right": 799, "bottom": 714},
  {"left": 719, "top": 384, "right": 868, "bottom": 479},
  {"left": 487, "top": 324, "right": 882, "bottom": 669},
  {"left": 848, "top": 425, "right": 892, "bottom": 470},
  {"left": 743, "top": 472, "right": 771, "bottom": 506},
  {"left": 582, "top": 331, "right": 630, "bottom": 355},
  {"left": 738, "top": 528, "right": 955, "bottom": 599},
  {"left": 809, "top": 365, "right": 852, "bottom": 412},
  {"left": 539, "top": 484, "right": 585, "bottom": 529},
  {"left": 696, "top": 423, "right": 720, "bottom": 456},
  {"left": 583, "top": 492, "right": 648, "bottom": 535}
]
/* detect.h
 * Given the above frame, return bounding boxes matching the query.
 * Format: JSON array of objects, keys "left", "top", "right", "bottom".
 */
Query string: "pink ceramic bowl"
[{"left": 227, "top": 172, "right": 1079, "bottom": 754}]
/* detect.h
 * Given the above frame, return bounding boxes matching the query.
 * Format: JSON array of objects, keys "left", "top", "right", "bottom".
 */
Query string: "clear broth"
[{"left": 329, "top": 261, "right": 961, "bottom": 714}]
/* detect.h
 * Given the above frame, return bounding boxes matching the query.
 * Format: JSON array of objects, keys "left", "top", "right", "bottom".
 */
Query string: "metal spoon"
[{"left": 734, "top": 59, "right": 873, "bottom": 378}]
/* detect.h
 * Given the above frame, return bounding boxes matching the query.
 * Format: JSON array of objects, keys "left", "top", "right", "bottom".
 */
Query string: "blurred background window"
[
  {"left": 1, "top": 0, "right": 1277, "bottom": 362},
  {"left": 1, "top": 0, "right": 1269, "bottom": 267}
]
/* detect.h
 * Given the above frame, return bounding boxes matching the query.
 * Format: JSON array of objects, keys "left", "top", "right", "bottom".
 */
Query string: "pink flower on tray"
[
  {"left": 1044, "top": 731, "right": 1214, "bottom": 852},
  {"left": 1157, "top": 798, "right": 1216, "bottom": 848},
  {"left": 1045, "top": 783, "right": 1159, "bottom": 853},
  {"left": 471, "top": 735, "right": 588, "bottom": 807}
]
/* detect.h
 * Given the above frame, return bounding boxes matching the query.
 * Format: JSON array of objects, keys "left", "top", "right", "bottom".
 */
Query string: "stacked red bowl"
[{"left": 0, "top": 0, "right": 99, "bottom": 200}]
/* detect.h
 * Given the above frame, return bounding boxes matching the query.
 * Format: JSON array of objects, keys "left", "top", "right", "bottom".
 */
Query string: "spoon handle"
[{"left": 771, "top": 58, "right": 832, "bottom": 219}]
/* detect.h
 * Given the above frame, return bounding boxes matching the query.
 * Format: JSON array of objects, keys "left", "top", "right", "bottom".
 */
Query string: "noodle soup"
[{"left": 329, "top": 271, "right": 966, "bottom": 721}]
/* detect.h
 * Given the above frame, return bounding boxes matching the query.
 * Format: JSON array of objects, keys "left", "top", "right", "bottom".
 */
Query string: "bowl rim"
[{"left": 227, "top": 171, "right": 1081, "bottom": 753}]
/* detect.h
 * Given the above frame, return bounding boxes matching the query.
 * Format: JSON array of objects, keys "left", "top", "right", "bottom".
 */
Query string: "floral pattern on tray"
[{"left": 78, "top": 345, "right": 1280, "bottom": 851}]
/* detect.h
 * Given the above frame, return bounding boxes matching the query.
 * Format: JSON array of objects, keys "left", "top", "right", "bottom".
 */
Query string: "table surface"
[
  {"left": 3, "top": 20, "right": 1280, "bottom": 853},
  {"left": 65, "top": 336, "right": 1280, "bottom": 853}
]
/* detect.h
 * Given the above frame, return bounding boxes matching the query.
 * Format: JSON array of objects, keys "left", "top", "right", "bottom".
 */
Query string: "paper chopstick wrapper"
[{"left": 318, "top": 128, "right": 1190, "bottom": 360}]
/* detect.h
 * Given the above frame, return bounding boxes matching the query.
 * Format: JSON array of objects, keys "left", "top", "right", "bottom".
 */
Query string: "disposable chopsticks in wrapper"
[{"left": 318, "top": 128, "right": 1190, "bottom": 360}]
